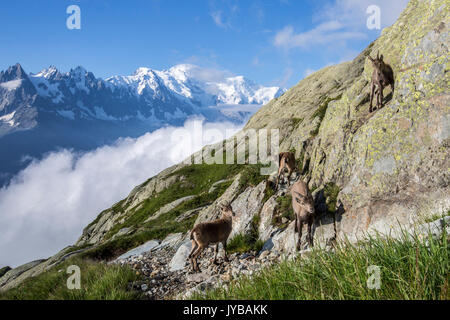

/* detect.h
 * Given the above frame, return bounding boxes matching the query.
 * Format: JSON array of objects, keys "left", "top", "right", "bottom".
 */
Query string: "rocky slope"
[{"left": 1, "top": 0, "right": 448, "bottom": 298}]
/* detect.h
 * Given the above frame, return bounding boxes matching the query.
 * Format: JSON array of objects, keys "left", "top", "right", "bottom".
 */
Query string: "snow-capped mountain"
[
  {"left": 0, "top": 63, "right": 285, "bottom": 185},
  {"left": 0, "top": 63, "right": 284, "bottom": 135}
]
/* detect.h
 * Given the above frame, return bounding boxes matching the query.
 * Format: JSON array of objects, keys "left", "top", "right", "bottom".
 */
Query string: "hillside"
[{"left": 1, "top": 0, "right": 448, "bottom": 298}]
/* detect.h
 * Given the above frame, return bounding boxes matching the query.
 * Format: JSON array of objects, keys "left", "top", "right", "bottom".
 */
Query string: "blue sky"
[{"left": 0, "top": 0, "right": 409, "bottom": 88}]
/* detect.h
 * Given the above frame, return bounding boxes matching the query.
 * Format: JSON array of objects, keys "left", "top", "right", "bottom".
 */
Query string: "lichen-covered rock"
[
  {"left": 229, "top": 181, "right": 266, "bottom": 239},
  {"left": 258, "top": 196, "right": 278, "bottom": 242},
  {"left": 247, "top": 0, "right": 450, "bottom": 240},
  {"left": 195, "top": 174, "right": 242, "bottom": 224}
]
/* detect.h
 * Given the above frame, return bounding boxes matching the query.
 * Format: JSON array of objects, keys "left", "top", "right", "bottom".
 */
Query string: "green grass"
[
  {"left": 422, "top": 211, "right": 450, "bottom": 224},
  {"left": 104, "top": 163, "right": 242, "bottom": 240},
  {"left": 83, "top": 163, "right": 270, "bottom": 261},
  {"left": 238, "top": 164, "right": 268, "bottom": 193},
  {"left": 272, "top": 194, "right": 294, "bottom": 228},
  {"left": 82, "top": 178, "right": 236, "bottom": 261},
  {"left": 310, "top": 95, "right": 342, "bottom": 136},
  {"left": 323, "top": 182, "right": 341, "bottom": 213},
  {"left": 228, "top": 215, "right": 264, "bottom": 254},
  {"left": 0, "top": 257, "right": 141, "bottom": 300},
  {"left": 291, "top": 118, "right": 303, "bottom": 128},
  {"left": 195, "top": 231, "right": 449, "bottom": 300}
]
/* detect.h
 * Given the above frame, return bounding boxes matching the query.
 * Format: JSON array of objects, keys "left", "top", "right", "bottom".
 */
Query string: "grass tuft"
[
  {"left": 195, "top": 230, "right": 450, "bottom": 300},
  {"left": 0, "top": 257, "right": 141, "bottom": 300}
]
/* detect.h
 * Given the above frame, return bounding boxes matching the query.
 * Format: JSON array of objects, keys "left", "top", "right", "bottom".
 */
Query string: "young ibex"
[
  {"left": 276, "top": 152, "right": 296, "bottom": 189},
  {"left": 291, "top": 180, "right": 316, "bottom": 251},
  {"left": 188, "top": 204, "right": 235, "bottom": 272},
  {"left": 369, "top": 52, "right": 395, "bottom": 113}
]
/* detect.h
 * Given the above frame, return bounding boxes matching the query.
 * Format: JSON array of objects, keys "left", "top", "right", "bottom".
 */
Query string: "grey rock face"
[
  {"left": 0, "top": 259, "right": 46, "bottom": 288},
  {"left": 0, "top": 266, "right": 11, "bottom": 278},
  {"left": 115, "top": 240, "right": 160, "bottom": 261},
  {"left": 145, "top": 196, "right": 196, "bottom": 223},
  {"left": 152, "top": 233, "right": 185, "bottom": 252},
  {"left": 229, "top": 181, "right": 266, "bottom": 239},
  {"left": 258, "top": 196, "right": 278, "bottom": 242},
  {"left": 169, "top": 240, "right": 192, "bottom": 272}
]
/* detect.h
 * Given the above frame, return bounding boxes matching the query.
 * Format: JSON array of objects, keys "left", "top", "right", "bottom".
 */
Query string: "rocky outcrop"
[
  {"left": 229, "top": 181, "right": 266, "bottom": 239},
  {"left": 246, "top": 0, "right": 450, "bottom": 243},
  {"left": 0, "top": 244, "right": 91, "bottom": 292},
  {"left": 0, "top": 267, "right": 11, "bottom": 278},
  {"left": 258, "top": 196, "right": 278, "bottom": 242},
  {"left": 0, "top": 260, "right": 45, "bottom": 288},
  {"left": 144, "top": 196, "right": 196, "bottom": 223},
  {"left": 195, "top": 174, "right": 242, "bottom": 224},
  {"left": 115, "top": 240, "right": 161, "bottom": 261}
]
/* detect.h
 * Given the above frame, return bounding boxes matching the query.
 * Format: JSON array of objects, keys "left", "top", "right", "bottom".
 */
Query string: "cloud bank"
[{"left": 0, "top": 119, "right": 242, "bottom": 267}]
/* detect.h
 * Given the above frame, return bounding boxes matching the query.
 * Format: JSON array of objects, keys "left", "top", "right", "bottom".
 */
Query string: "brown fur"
[
  {"left": 188, "top": 204, "right": 235, "bottom": 272},
  {"left": 369, "top": 52, "right": 395, "bottom": 112},
  {"left": 290, "top": 180, "right": 315, "bottom": 251},
  {"left": 276, "top": 152, "right": 296, "bottom": 189}
]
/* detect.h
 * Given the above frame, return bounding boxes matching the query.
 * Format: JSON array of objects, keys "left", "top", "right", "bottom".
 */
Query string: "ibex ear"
[
  {"left": 368, "top": 56, "right": 374, "bottom": 62},
  {"left": 379, "top": 54, "right": 384, "bottom": 61},
  {"left": 377, "top": 51, "right": 380, "bottom": 59}
]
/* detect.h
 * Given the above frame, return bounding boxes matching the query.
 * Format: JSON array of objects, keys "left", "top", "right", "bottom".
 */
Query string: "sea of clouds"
[{"left": 0, "top": 119, "right": 242, "bottom": 267}]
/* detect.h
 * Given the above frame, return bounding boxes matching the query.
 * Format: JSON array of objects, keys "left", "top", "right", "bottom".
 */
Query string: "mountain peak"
[
  {"left": 34, "top": 65, "right": 60, "bottom": 79},
  {"left": 70, "top": 66, "right": 87, "bottom": 76},
  {"left": 0, "top": 63, "right": 28, "bottom": 82},
  {"left": 133, "top": 67, "right": 154, "bottom": 76}
]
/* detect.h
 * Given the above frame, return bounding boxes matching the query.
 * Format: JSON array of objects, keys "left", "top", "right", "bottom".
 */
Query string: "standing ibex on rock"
[
  {"left": 188, "top": 204, "right": 235, "bottom": 272},
  {"left": 369, "top": 52, "right": 395, "bottom": 112},
  {"left": 291, "top": 180, "right": 316, "bottom": 251},
  {"left": 276, "top": 152, "right": 297, "bottom": 189}
]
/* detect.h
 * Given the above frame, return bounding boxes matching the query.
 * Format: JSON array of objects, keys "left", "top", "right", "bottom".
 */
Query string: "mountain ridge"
[{"left": 0, "top": 63, "right": 284, "bottom": 185}]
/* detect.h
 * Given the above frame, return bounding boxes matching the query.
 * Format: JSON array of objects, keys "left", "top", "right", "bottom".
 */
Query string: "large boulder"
[
  {"left": 0, "top": 266, "right": 11, "bottom": 278},
  {"left": 169, "top": 240, "right": 192, "bottom": 272},
  {"left": 258, "top": 195, "right": 278, "bottom": 242},
  {"left": 229, "top": 181, "right": 266, "bottom": 239},
  {"left": 115, "top": 240, "right": 160, "bottom": 261},
  {"left": 144, "top": 196, "right": 196, "bottom": 223}
]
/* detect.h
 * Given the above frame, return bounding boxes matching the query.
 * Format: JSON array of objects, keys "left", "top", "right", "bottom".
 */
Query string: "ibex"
[
  {"left": 188, "top": 204, "right": 235, "bottom": 272},
  {"left": 291, "top": 180, "right": 315, "bottom": 251},
  {"left": 276, "top": 152, "right": 296, "bottom": 189},
  {"left": 368, "top": 52, "right": 395, "bottom": 112}
]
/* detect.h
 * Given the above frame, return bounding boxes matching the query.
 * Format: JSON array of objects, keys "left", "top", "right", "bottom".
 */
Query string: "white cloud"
[
  {"left": 0, "top": 119, "right": 243, "bottom": 267},
  {"left": 319, "top": 0, "right": 410, "bottom": 29},
  {"left": 273, "top": 0, "right": 409, "bottom": 52},
  {"left": 211, "top": 11, "right": 231, "bottom": 29},
  {"left": 273, "top": 21, "right": 367, "bottom": 50}
]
